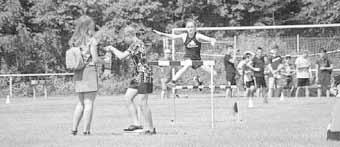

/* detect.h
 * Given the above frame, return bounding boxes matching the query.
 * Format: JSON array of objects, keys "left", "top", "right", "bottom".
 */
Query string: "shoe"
[
  {"left": 123, "top": 125, "right": 143, "bottom": 132},
  {"left": 166, "top": 81, "right": 176, "bottom": 88},
  {"left": 141, "top": 128, "right": 156, "bottom": 135},
  {"left": 194, "top": 76, "right": 203, "bottom": 91},
  {"left": 83, "top": 131, "right": 91, "bottom": 135},
  {"left": 327, "top": 130, "right": 340, "bottom": 141},
  {"left": 71, "top": 130, "right": 77, "bottom": 136}
]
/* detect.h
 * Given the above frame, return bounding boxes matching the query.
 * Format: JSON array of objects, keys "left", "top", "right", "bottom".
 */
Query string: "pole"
[
  {"left": 297, "top": 34, "right": 300, "bottom": 54},
  {"left": 9, "top": 76, "right": 13, "bottom": 99},
  {"left": 171, "top": 29, "right": 176, "bottom": 127},
  {"left": 233, "top": 35, "right": 237, "bottom": 50},
  {"left": 210, "top": 65, "right": 215, "bottom": 128}
]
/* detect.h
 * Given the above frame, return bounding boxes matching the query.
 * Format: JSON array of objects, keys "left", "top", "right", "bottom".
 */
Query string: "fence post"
[
  {"left": 297, "top": 34, "right": 300, "bottom": 54},
  {"left": 9, "top": 76, "right": 13, "bottom": 98},
  {"left": 233, "top": 35, "right": 237, "bottom": 50}
]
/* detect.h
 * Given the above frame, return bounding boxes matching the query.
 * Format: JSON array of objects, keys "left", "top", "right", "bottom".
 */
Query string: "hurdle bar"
[
  {"left": 174, "top": 85, "right": 238, "bottom": 90},
  {"left": 148, "top": 60, "right": 215, "bottom": 66}
]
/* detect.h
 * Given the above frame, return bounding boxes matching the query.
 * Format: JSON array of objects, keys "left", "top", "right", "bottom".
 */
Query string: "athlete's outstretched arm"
[
  {"left": 105, "top": 46, "right": 130, "bottom": 59},
  {"left": 196, "top": 33, "right": 216, "bottom": 46},
  {"left": 153, "top": 29, "right": 185, "bottom": 40}
]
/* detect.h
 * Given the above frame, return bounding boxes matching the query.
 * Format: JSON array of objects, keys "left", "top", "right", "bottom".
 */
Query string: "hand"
[
  {"left": 101, "top": 69, "right": 112, "bottom": 80},
  {"left": 104, "top": 46, "right": 113, "bottom": 52},
  {"left": 253, "top": 68, "right": 260, "bottom": 72}
]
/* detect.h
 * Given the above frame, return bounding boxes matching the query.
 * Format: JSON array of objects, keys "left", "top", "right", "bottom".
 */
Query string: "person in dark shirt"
[
  {"left": 224, "top": 45, "right": 237, "bottom": 98},
  {"left": 316, "top": 48, "right": 333, "bottom": 97},
  {"left": 247, "top": 47, "right": 268, "bottom": 103}
]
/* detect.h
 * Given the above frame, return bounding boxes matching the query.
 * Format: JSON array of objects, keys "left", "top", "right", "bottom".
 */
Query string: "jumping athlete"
[{"left": 153, "top": 19, "right": 217, "bottom": 87}]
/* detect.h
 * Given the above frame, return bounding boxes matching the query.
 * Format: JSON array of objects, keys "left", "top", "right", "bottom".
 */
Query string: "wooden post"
[
  {"left": 297, "top": 34, "right": 300, "bottom": 54},
  {"left": 210, "top": 65, "right": 215, "bottom": 128},
  {"left": 9, "top": 76, "right": 13, "bottom": 99}
]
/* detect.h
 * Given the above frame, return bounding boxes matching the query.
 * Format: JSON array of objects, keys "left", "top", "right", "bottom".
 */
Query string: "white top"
[{"left": 295, "top": 56, "right": 311, "bottom": 78}]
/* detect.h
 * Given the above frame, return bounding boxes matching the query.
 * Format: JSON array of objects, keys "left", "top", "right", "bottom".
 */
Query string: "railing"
[
  {"left": 1, "top": 68, "right": 340, "bottom": 99},
  {"left": 0, "top": 73, "right": 74, "bottom": 99}
]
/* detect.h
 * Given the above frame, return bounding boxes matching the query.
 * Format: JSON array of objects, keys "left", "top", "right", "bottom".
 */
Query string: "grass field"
[{"left": 1, "top": 94, "right": 340, "bottom": 147}]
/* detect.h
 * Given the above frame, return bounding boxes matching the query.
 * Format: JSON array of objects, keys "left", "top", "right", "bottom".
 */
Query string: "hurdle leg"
[
  {"left": 9, "top": 76, "right": 13, "bottom": 99},
  {"left": 33, "top": 86, "right": 36, "bottom": 100},
  {"left": 44, "top": 84, "right": 48, "bottom": 99},
  {"left": 210, "top": 65, "right": 215, "bottom": 128},
  {"left": 170, "top": 88, "right": 176, "bottom": 127}
]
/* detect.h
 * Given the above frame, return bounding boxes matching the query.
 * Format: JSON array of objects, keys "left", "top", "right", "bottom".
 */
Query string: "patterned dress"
[{"left": 127, "top": 40, "right": 153, "bottom": 94}]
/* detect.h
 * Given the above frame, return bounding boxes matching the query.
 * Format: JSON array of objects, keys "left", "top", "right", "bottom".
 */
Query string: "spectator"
[
  {"left": 238, "top": 51, "right": 256, "bottom": 107},
  {"left": 280, "top": 55, "right": 295, "bottom": 97},
  {"left": 224, "top": 45, "right": 237, "bottom": 98},
  {"left": 248, "top": 47, "right": 268, "bottom": 103},
  {"left": 316, "top": 48, "right": 333, "bottom": 97},
  {"left": 295, "top": 50, "right": 312, "bottom": 97},
  {"left": 267, "top": 46, "right": 283, "bottom": 98}
]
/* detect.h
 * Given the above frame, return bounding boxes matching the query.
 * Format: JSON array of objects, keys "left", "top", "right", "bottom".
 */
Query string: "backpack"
[{"left": 65, "top": 47, "right": 85, "bottom": 71}]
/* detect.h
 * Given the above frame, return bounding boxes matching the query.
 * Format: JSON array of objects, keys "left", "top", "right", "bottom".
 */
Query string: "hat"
[{"left": 244, "top": 51, "right": 254, "bottom": 56}]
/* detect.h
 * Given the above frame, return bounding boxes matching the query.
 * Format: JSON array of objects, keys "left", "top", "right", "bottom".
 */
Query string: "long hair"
[{"left": 69, "top": 15, "right": 95, "bottom": 47}]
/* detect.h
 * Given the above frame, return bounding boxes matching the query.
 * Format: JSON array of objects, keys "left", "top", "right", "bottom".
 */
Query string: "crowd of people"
[{"left": 224, "top": 45, "right": 334, "bottom": 107}]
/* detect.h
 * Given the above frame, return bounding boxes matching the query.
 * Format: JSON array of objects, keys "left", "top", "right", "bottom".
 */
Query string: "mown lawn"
[{"left": 1, "top": 94, "right": 340, "bottom": 147}]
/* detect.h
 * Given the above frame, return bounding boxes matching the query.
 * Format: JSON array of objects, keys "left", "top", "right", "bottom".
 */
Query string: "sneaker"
[
  {"left": 141, "top": 128, "right": 156, "bottom": 135},
  {"left": 123, "top": 125, "right": 143, "bottom": 132},
  {"left": 71, "top": 130, "right": 77, "bottom": 136},
  {"left": 327, "top": 130, "right": 340, "bottom": 141},
  {"left": 83, "top": 131, "right": 91, "bottom": 135},
  {"left": 167, "top": 81, "right": 176, "bottom": 88}
]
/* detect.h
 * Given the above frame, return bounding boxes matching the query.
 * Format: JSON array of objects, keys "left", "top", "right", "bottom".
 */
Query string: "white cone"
[
  {"left": 5, "top": 95, "right": 10, "bottom": 104},
  {"left": 248, "top": 98, "right": 254, "bottom": 108}
]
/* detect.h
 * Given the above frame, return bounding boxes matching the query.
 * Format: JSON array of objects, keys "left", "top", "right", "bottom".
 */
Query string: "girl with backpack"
[{"left": 69, "top": 15, "right": 107, "bottom": 135}]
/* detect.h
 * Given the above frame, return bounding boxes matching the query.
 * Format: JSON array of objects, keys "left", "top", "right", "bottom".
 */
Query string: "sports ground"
[{"left": 1, "top": 94, "right": 340, "bottom": 147}]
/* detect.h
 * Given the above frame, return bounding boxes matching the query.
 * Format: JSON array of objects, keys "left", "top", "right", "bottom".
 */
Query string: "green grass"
[{"left": 1, "top": 94, "right": 340, "bottom": 147}]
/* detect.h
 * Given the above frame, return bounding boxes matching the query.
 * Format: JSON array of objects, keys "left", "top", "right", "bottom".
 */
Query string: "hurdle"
[
  {"left": 174, "top": 85, "right": 238, "bottom": 90},
  {"left": 148, "top": 60, "right": 217, "bottom": 128}
]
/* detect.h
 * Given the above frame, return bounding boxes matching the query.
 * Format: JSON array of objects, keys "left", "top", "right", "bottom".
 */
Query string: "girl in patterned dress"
[{"left": 105, "top": 24, "right": 155, "bottom": 135}]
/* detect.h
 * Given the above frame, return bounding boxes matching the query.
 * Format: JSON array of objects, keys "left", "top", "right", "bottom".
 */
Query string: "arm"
[
  {"left": 315, "top": 63, "right": 319, "bottom": 82},
  {"left": 89, "top": 39, "right": 106, "bottom": 64},
  {"left": 153, "top": 29, "right": 185, "bottom": 40},
  {"left": 106, "top": 46, "right": 130, "bottom": 60},
  {"left": 246, "top": 60, "right": 260, "bottom": 72},
  {"left": 196, "top": 33, "right": 216, "bottom": 46}
]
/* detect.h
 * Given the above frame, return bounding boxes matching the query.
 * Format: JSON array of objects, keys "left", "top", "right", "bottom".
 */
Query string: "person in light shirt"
[{"left": 294, "top": 50, "right": 312, "bottom": 97}]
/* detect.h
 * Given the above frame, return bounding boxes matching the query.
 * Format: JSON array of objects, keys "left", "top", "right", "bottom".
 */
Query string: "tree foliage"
[{"left": 0, "top": 0, "right": 339, "bottom": 75}]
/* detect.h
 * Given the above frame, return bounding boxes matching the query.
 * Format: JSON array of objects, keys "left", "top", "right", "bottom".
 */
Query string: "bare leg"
[
  {"left": 268, "top": 77, "right": 275, "bottom": 98},
  {"left": 72, "top": 93, "right": 85, "bottom": 131},
  {"left": 296, "top": 87, "right": 301, "bottom": 98},
  {"left": 225, "top": 88, "right": 232, "bottom": 99},
  {"left": 83, "top": 92, "right": 96, "bottom": 132},
  {"left": 136, "top": 94, "right": 154, "bottom": 131},
  {"left": 124, "top": 88, "right": 139, "bottom": 126}
]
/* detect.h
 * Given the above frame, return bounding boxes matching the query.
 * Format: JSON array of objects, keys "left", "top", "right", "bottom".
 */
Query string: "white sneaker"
[{"left": 248, "top": 99, "right": 254, "bottom": 108}]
